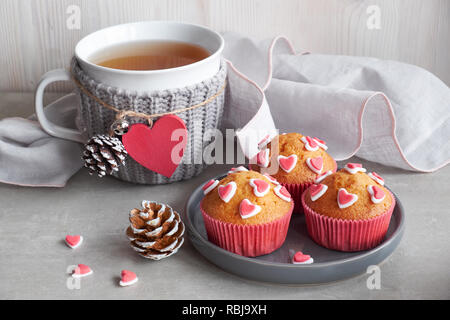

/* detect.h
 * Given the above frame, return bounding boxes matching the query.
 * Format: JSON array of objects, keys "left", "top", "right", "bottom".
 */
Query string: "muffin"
[
  {"left": 200, "top": 168, "right": 293, "bottom": 257},
  {"left": 250, "top": 133, "right": 337, "bottom": 213},
  {"left": 301, "top": 163, "right": 395, "bottom": 251}
]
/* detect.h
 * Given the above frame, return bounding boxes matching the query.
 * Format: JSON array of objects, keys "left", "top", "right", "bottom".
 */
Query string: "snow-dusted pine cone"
[
  {"left": 126, "top": 201, "right": 185, "bottom": 260},
  {"left": 82, "top": 134, "right": 127, "bottom": 177}
]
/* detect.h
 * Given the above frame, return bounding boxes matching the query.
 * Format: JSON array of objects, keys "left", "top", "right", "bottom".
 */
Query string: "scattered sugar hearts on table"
[
  {"left": 72, "top": 264, "right": 93, "bottom": 278},
  {"left": 119, "top": 270, "right": 138, "bottom": 287},
  {"left": 292, "top": 251, "right": 314, "bottom": 264},
  {"left": 65, "top": 235, "right": 83, "bottom": 249}
]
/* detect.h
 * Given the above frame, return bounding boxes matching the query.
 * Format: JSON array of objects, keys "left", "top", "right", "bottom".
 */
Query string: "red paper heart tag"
[{"left": 122, "top": 115, "right": 188, "bottom": 178}]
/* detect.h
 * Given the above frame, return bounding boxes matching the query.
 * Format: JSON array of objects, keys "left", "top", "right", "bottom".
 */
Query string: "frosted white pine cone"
[{"left": 126, "top": 201, "right": 185, "bottom": 260}]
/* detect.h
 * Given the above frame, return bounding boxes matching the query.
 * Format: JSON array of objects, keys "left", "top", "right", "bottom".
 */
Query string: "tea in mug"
[{"left": 89, "top": 40, "right": 211, "bottom": 71}]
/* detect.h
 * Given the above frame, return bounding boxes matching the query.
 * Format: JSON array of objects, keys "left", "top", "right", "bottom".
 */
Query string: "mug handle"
[{"left": 35, "top": 69, "right": 86, "bottom": 143}]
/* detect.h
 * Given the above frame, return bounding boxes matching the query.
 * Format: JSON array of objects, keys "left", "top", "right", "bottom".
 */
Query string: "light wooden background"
[{"left": 1, "top": 0, "right": 449, "bottom": 92}]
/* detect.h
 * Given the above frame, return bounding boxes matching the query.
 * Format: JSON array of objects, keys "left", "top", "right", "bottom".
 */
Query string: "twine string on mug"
[{"left": 70, "top": 73, "right": 227, "bottom": 128}]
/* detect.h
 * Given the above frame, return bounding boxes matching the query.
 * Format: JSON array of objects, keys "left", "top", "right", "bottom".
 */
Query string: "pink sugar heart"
[
  {"left": 315, "top": 170, "right": 332, "bottom": 183},
  {"left": 120, "top": 270, "right": 138, "bottom": 287},
  {"left": 344, "top": 162, "right": 366, "bottom": 174},
  {"left": 305, "top": 136, "right": 318, "bottom": 148},
  {"left": 239, "top": 199, "right": 261, "bottom": 219},
  {"left": 218, "top": 182, "right": 237, "bottom": 203},
  {"left": 293, "top": 251, "right": 313, "bottom": 264},
  {"left": 309, "top": 184, "right": 324, "bottom": 197},
  {"left": 202, "top": 179, "right": 219, "bottom": 195},
  {"left": 313, "top": 137, "right": 328, "bottom": 150},
  {"left": 301, "top": 136, "right": 319, "bottom": 151},
  {"left": 203, "top": 179, "right": 215, "bottom": 190},
  {"left": 368, "top": 172, "right": 385, "bottom": 185},
  {"left": 274, "top": 185, "right": 291, "bottom": 202},
  {"left": 371, "top": 185, "right": 385, "bottom": 199},
  {"left": 313, "top": 137, "right": 326, "bottom": 145},
  {"left": 258, "top": 134, "right": 271, "bottom": 149},
  {"left": 65, "top": 235, "right": 83, "bottom": 249},
  {"left": 337, "top": 188, "right": 358, "bottom": 208},
  {"left": 263, "top": 174, "right": 280, "bottom": 185},
  {"left": 306, "top": 156, "right": 323, "bottom": 174},
  {"left": 367, "top": 185, "right": 386, "bottom": 203},
  {"left": 249, "top": 179, "right": 270, "bottom": 197},
  {"left": 72, "top": 264, "right": 93, "bottom": 278},
  {"left": 309, "top": 184, "right": 328, "bottom": 201},
  {"left": 278, "top": 155, "right": 298, "bottom": 173},
  {"left": 256, "top": 149, "right": 270, "bottom": 167}
]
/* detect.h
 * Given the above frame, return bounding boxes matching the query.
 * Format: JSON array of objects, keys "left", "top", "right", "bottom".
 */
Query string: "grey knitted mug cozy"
[{"left": 70, "top": 57, "right": 227, "bottom": 184}]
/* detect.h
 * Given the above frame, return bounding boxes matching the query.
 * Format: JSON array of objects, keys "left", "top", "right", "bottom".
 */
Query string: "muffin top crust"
[
  {"left": 201, "top": 168, "right": 292, "bottom": 225},
  {"left": 304, "top": 164, "right": 393, "bottom": 220},
  {"left": 251, "top": 133, "right": 336, "bottom": 184}
]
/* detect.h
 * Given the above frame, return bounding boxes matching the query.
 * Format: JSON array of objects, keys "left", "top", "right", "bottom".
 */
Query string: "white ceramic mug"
[{"left": 35, "top": 21, "right": 224, "bottom": 143}]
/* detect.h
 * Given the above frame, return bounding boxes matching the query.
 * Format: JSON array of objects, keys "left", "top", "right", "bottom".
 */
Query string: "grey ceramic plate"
[{"left": 185, "top": 174, "right": 405, "bottom": 284}]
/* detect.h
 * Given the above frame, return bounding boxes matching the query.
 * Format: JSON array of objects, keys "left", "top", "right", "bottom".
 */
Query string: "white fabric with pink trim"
[{"left": 227, "top": 34, "right": 449, "bottom": 174}]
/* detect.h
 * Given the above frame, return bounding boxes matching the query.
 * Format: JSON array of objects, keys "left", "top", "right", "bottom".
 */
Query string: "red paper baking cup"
[
  {"left": 200, "top": 201, "right": 293, "bottom": 257},
  {"left": 282, "top": 182, "right": 312, "bottom": 214},
  {"left": 301, "top": 189, "right": 395, "bottom": 252}
]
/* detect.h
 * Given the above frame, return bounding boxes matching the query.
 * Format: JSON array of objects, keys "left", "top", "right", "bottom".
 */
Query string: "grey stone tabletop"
[{"left": 0, "top": 92, "right": 449, "bottom": 299}]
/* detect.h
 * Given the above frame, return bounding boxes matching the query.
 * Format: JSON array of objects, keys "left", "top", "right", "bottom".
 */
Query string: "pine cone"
[
  {"left": 82, "top": 134, "right": 127, "bottom": 177},
  {"left": 126, "top": 201, "right": 185, "bottom": 260}
]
